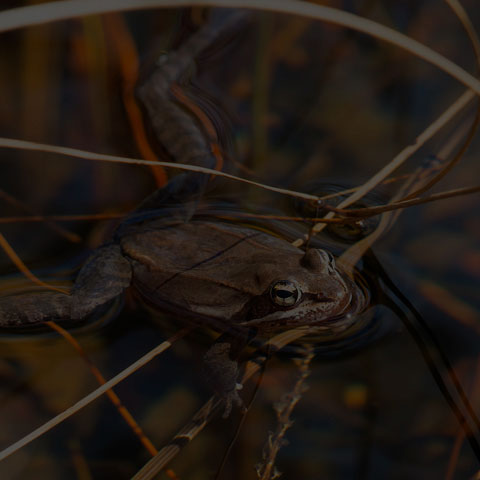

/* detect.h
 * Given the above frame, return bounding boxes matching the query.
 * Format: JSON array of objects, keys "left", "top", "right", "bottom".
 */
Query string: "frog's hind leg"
[
  {"left": 71, "top": 244, "right": 132, "bottom": 320},
  {"left": 0, "top": 292, "right": 71, "bottom": 328},
  {"left": 0, "top": 244, "right": 132, "bottom": 328}
]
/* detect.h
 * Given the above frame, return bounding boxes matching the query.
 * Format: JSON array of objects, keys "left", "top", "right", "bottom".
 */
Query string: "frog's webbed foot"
[
  {"left": 203, "top": 342, "right": 245, "bottom": 418},
  {"left": 71, "top": 244, "right": 132, "bottom": 319}
]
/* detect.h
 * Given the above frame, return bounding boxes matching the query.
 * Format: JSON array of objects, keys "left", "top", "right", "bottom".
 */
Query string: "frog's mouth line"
[{"left": 239, "top": 295, "right": 356, "bottom": 329}]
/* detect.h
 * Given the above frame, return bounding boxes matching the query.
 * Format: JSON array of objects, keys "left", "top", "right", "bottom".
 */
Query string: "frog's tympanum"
[{"left": 0, "top": 217, "right": 366, "bottom": 415}]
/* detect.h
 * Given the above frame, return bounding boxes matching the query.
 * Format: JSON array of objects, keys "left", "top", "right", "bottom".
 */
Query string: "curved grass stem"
[{"left": 0, "top": 1, "right": 480, "bottom": 95}]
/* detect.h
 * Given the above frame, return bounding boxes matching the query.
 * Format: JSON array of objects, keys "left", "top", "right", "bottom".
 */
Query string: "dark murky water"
[{"left": 0, "top": 2, "right": 479, "bottom": 479}]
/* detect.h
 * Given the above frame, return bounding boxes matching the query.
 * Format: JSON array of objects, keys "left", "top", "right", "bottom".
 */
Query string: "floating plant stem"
[{"left": 256, "top": 346, "right": 314, "bottom": 480}]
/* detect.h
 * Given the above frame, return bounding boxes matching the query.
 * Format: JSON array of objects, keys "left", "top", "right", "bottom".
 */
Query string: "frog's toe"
[
  {"left": 203, "top": 341, "right": 246, "bottom": 417},
  {"left": 221, "top": 383, "right": 244, "bottom": 419}
]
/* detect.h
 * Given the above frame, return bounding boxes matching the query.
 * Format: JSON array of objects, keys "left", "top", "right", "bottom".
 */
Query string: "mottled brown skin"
[
  {"left": 137, "top": 10, "right": 247, "bottom": 171},
  {"left": 0, "top": 218, "right": 366, "bottom": 414},
  {"left": 120, "top": 221, "right": 364, "bottom": 332}
]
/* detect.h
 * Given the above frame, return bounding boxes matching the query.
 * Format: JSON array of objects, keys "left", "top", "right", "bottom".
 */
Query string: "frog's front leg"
[
  {"left": 0, "top": 244, "right": 132, "bottom": 328},
  {"left": 203, "top": 342, "right": 244, "bottom": 418},
  {"left": 203, "top": 328, "right": 254, "bottom": 418}
]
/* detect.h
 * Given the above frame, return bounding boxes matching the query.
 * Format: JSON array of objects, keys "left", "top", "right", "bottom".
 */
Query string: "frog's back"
[
  {"left": 119, "top": 221, "right": 302, "bottom": 322},
  {"left": 121, "top": 221, "right": 297, "bottom": 269}
]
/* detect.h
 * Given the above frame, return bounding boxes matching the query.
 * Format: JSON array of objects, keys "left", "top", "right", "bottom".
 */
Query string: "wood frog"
[
  {"left": 0, "top": 9, "right": 367, "bottom": 415},
  {"left": 0, "top": 202, "right": 367, "bottom": 414}
]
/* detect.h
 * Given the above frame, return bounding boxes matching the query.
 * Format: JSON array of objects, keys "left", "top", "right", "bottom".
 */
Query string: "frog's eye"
[{"left": 270, "top": 280, "right": 302, "bottom": 307}]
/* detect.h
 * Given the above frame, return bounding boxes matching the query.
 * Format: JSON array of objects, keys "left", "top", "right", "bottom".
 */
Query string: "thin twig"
[
  {"left": 335, "top": 0, "right": 480, "bottom": 274},
  {"left": 0, "top": 188, "right": 81, "bottom": 243},
  {"left": 445, "top": 355, "right": 480, "bottom": 480},
  {"left": 401, "top": 0, "right": 480, "bottom": 199},
  {"left": 310, "top": 88, "right": 475, "bottom": 237},
  {"left": 45, "top": 321, "right": 158, "bottom": 457},
  {"left": 132, "top": 327, "right": 311, "bottom": 480},
  {"left": 0, "top": 213, "right": 125, "bottom": 223},
  {"left": 0, "top": 137, "right": 320, "bottom": 202},
  {"left": 335, "top": 121, "right": 473, "bottom": 276},
  {"left": 0, "top": 326, "right": 191, "bottom": 462},
  {"left": 256, "top": 345, "right": 315, "bottom": 480},
  {"left": 0, "top": 233, "right": 69, "bottom": 295},
  {"left": 321, "top": 185, "right": 480, "bottom": 218},
  {"left": 0, "top": 212, "right": 349, "bottom": 224}
]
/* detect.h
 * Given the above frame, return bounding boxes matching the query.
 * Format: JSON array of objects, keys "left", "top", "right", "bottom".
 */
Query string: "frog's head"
[{"left": 238, "top": 248, "right": 366, "bottom": 332}]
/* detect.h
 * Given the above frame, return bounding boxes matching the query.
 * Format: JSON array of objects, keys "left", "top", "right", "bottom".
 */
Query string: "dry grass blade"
[
  {"left": 308, "top": 0, "right": 480, "bottom": 241},
  {"left": 322, "top": 185, "right": 480, "bottom": 218},
  {"left": 0, "top": 233, "right": 69, "bottom": 294},
  {"left": 0, "top": 1, "right": 480, "bottom": 96},
  {"left": 445, "top": 0, "right": 480, "bottom": 61},
  {"left": 0, "top": 189, "right": 81, "bottom": 242},
  {"left": 436, "top": 5, "right": 480, "bottom": 462},
  {"left": 336, "top": 116, "right": 475, "bottom": 276},
  {"left": 399, "top": 0, "right": 480, "bottom": 200},
  {"left": 0, "top": 213, "right": 126, "bottom": 223},
  {"left": 445, "top": 354, "right": 480, "bottom": 480},
  {"left": 0, "top": 0, "right": 477, "bottom": 476},
  {"left": 0, "top": 212, "right": 348, "bottom": 224},
  {"left": 0, "top": 326, "right": 191, "bottom": 462},
  {"left": 256, "top": 345, "right": 315, "bottom": 480},
  {"left": 0, "top": 137, "right": 320, "bottom": 202},
  {"left": 102, "top": 13, "right": 168, "bottom": 186},
  {"left": 132, "top": 397, "right": 222, "bottom": 480},
  {"left": 336, "top": 0, "right": 480, "bottom": 274},
  {"left": 132, "top": 327, "right": 311, "bottom": 479},
  {"left": 311, "top": 88, "right": 475, "bottom": 236},
  {"left": 45, "top": 321, "right": 158, "bottom": 457}
]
